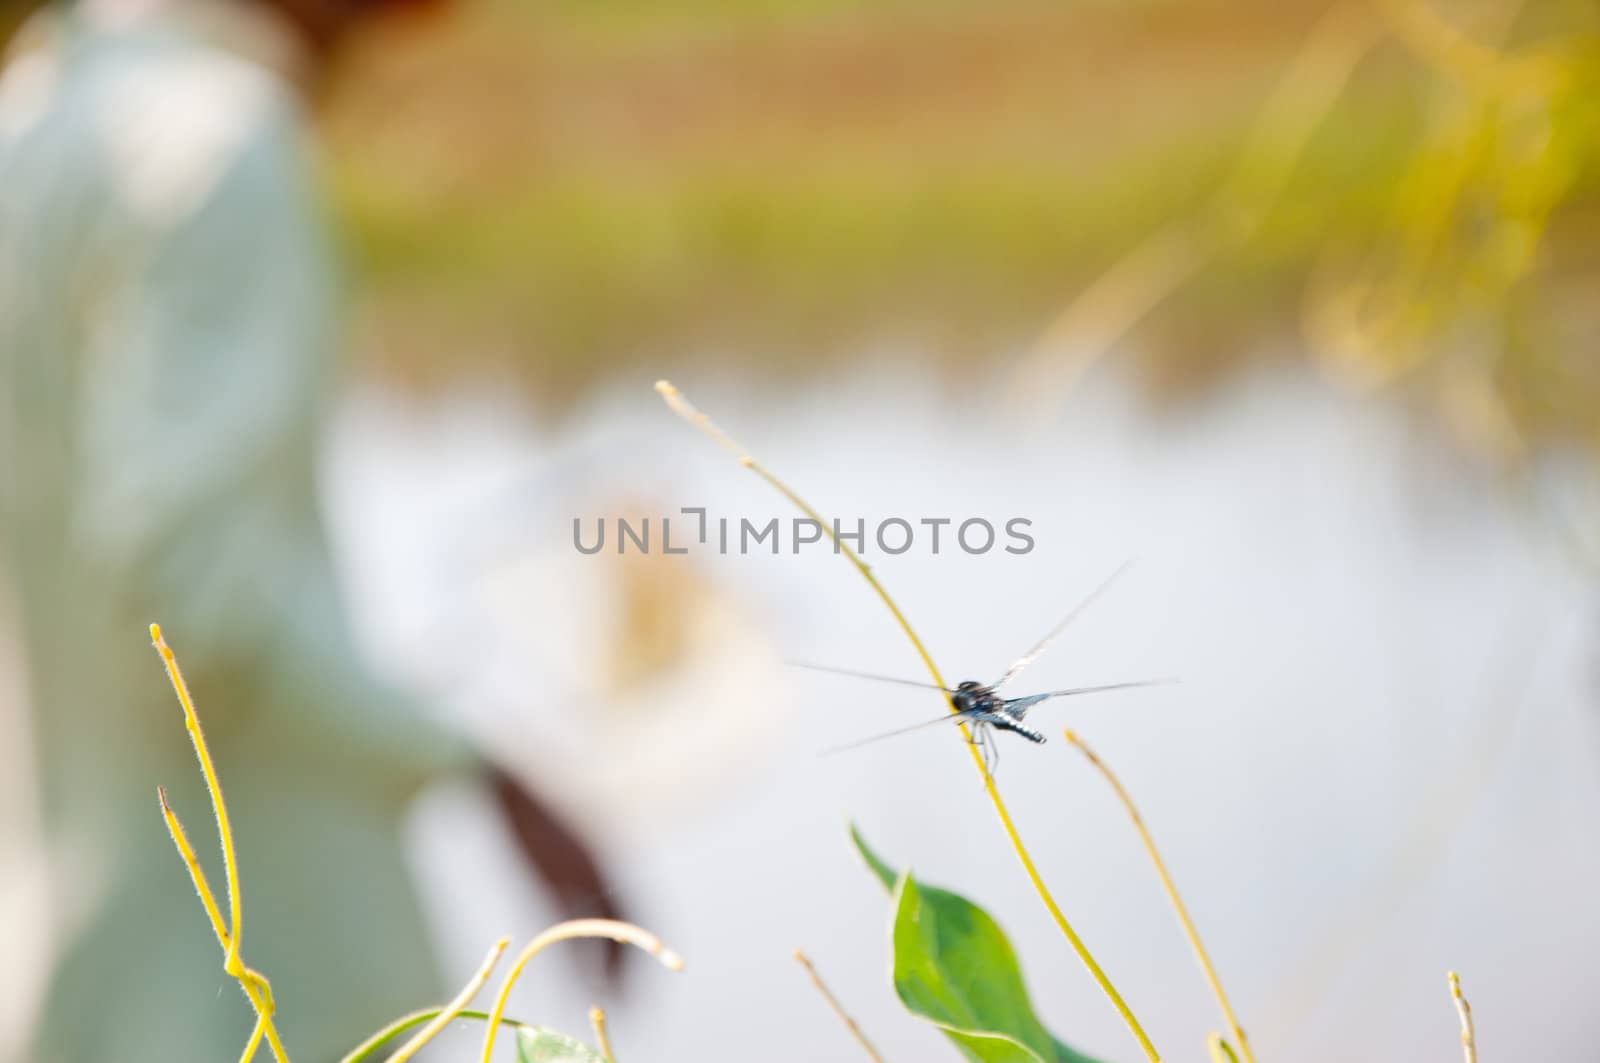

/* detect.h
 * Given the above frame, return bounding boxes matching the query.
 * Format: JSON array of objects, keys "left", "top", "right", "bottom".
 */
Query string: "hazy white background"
[
  {"left": 318, "top": 362, "right": 1596, "bottom": 1062},
  {"left": 3, "top": 362, "right": 1593, "bottom": 1061}
]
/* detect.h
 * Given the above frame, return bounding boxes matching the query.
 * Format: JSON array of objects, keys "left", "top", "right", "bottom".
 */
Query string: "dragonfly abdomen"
[{"left": 970, "top": 711, "right": 1047, "bottom": 745}]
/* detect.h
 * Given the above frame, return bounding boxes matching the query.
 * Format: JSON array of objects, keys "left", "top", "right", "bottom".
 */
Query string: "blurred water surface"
[{"left": 320, "top": 361, "right": 1597, "bottom": 1062}]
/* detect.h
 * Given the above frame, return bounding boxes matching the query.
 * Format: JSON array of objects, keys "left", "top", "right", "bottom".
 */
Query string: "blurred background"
[{"left": 2, "top": 0, "right": 1598, "bottom": 1060}]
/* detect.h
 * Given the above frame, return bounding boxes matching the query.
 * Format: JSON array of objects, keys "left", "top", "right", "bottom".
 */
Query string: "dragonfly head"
[{"left": 951, "top": 680, "right": 984, "bottom": 712}]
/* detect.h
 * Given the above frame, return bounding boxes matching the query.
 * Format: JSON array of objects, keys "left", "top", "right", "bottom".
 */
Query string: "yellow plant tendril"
[
  {"left": 1448, "top": 971, "right": 1476, "bottom": 1063},
  {"left": 151, "top": 625, "right": 246, "bottom": 969},
  {"left": 150, "top": 625, "right": 290, "bottom": 1063},
  {"left": 793, "top": 950, "right": 887, "bottom": 1063},
  {"left": 386, "top": 938, "right": 510, "bottom": 1063},
  {"left": 479, "top": 919, "right": 685, "bottom": 1063},
  {"left": 654, "top": 381, "right": 1161, "bottom": 1062},
  {"left": 589, "top": 1006, "right": 616, "bottom": 1063},
  {"left": 157, "top": 788, "right": 283, "bottom": 1062},
  {"left": 238, "top": 1019, "right": 267, "bottom": 1063},
  {"left": 1062, "top": 729, "right": 1255, "bottom": 1063}
]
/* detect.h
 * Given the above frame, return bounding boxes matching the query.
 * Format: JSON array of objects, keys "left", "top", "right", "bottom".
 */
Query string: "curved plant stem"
[
  {"left": 589, "top": 1006, "right": 616, "bottom": 1062},
  {"left": 479, "top": 919, "right": 684, "bottom": 1063},
  {"left": 339, "top": 1010, "right": 524, "bottom": 1063},
  {"left": 1448, "top": 971, "right": 1476, "bottom": 1063},
  {"left": 152, "top": 626, "right": 246, "bottom": 967},
  {"left": 386, "top": 938, "right": 509, "bottom": 1063},
  {"left": 655, "top": 381, "right": 1161, "bottom": 1062},
  {"left": 793, "top": 950, "right": 887, "bottom": 1063},
  {"left": 239, "top": 1018, "right": 268, "bottom": 1063},
  {"left": 150, "top": 626, "right": 290, "bottom": 1063},
  {"left": 1062, "top": 729, "right": 1255, "bottom": 1063}
]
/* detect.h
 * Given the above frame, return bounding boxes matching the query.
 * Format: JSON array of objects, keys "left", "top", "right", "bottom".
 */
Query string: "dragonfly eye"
[{"left": 951, "top": 690, "right": 974, "bottom": 712}]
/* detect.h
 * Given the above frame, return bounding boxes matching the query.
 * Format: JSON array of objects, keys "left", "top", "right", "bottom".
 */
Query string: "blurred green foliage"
[
  {"left": 516, "top": 1026, "right": 606, "bottom": 1062},
  {"left": 324, "top": 0, "right": 1598, "bottom": 450}
]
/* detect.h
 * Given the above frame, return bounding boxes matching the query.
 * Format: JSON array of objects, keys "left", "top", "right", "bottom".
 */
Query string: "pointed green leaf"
[
  {"left": 515, "top": 1025, "right": 607, "bottom": 1063},
  {"left": 852, "top": 825, "right": 1111, "bottom": 1063},
  {"left": 851, "top": 821, "right": 898, "bottom": 891}
]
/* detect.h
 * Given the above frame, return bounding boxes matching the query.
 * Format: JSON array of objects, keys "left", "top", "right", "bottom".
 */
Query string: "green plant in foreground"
[
  {"left": 148, "top": 625, "right": 682, "bottom": 1063},
  {"left": 852, "top": 825, "right": 1106, "bottom": 1063}
]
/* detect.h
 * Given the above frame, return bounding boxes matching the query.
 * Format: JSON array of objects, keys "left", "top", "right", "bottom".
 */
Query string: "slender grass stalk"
[
  {"left": 239, "top": 1019, "right": 268, "bottom": 1063},
  {"left": 478, "top": 919, "right": 685, "bottom": 1063},
  {"left": 1207, "top": 1033, "right": 1241, "bottom": 1063},
  {"left": 386, "top": 938, "right": 509, "bottom": 1063},
  {"left": 1062, "top": 729, "right": 1255, "bottom": 1063},
  {"left": 151, "top": 626, "right": 247, "bottom": 968},
  {"left": 157, "top": 788, "right": 282, "bottom": 1063},
  {"left": 589, "top": 1006, "right": 616, "bottom": 1062},
  {"left": 655, "top": 380, "right": 1162, "bottom": 1062},
  {"left": 150, "top": 625, "right": 290, "bottom": 1063},
  {"left": 793, "top": 950, "right": 887, "bottom": 1063},
  {"left": 1448, "top": 971, "right": 1477, "bottom": 1063}
]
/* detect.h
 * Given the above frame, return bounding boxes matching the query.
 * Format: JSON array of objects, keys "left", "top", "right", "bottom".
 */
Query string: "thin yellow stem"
[
  {"left": 338, "top": 1010, "right": 523, "bottom": 1063},
  {"left": 150, "top": 624, "right": 246, "bottom": 974},
  {"left": 1062, "top": 729, "right": 1254, "bottom": 1063},
  {"left": 793, "top": 951, "right": 887, "bottom": 1063},
  {"left": 655, "top": 381, "right": 1161, "bottom": 1062},
  {"left": 158, "top": 787, "right": 229, "bottom": 945},
  {"left": 152, "top": 641, "right": 290, "bottom": 1063},
  {"left": 239, "top": 1017, "right": 268, "bottom": 1063},
  {"left": 1449, "top": 971, "right": 1477, "bottom": 1063},
  {"left": 386, "top": 938, "right": 510, "bottom": 1063},
  {"left": 588, "top": 1006, "right": 616, "bottom": 1063},
  {"left": 479, "top": 919, "right": 684, "bottom": 1063}
]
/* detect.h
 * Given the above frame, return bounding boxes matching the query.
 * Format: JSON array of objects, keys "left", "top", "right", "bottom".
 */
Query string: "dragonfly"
[{"left": 796, "top": 561, "right": 1169, "bottom": 774}]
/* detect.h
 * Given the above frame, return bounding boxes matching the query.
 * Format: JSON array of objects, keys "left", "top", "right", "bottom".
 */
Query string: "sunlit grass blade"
[
  {"left": 150, "top": 625, "right": 290, "bottom": 1063},
  {"left": 479, "top": 919, "right": 685, "bottom": 1063},
  {"left": 1062, "top": 729, "right": 1254, "bottom": 1063},
  {"left": 794, "top": 950, "right": 888, "bottom": 1063},
  {"left": 1448, "top": 971, "right": 1476, "bottom": 1063},
  {"left": 588, "top": 1006, "right": 616, "bottom": 1063},
  {"left": 387, "top": 937, "right": 510, "bottom": 1063}
]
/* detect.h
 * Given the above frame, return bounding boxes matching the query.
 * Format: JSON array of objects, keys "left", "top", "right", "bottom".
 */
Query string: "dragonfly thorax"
[{"left": 951, "top": 680, "right": 998, "bottom": 714}]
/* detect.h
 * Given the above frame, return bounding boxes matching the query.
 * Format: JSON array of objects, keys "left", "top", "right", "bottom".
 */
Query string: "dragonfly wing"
[
  {"left": 1001, "top": 678, "right": 1174, "bottom": 719},
  {"left": 791, "top": 661, "right": 955, "bottom": 693},
  {"left": 993, "top": 558, "right": 1136, "bottom": 690},
  {"left": 820, "top": 709, "right": 976, "bottom": 756}
]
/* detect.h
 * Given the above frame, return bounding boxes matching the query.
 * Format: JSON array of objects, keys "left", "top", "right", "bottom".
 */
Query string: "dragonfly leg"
[{"left": 971, "top": 724, "right": 992, "bottom": 777}]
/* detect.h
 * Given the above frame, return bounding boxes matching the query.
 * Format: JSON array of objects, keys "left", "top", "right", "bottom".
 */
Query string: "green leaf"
[
  {"left": 515, "top": 1025, "right": 607, "bottom": 1063},
  {"left": 851, "top": 825, "right": 1112, "bottom": 1063},
  {"left": 851, "top": 821, "right": 898, "bottom": 891}
]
